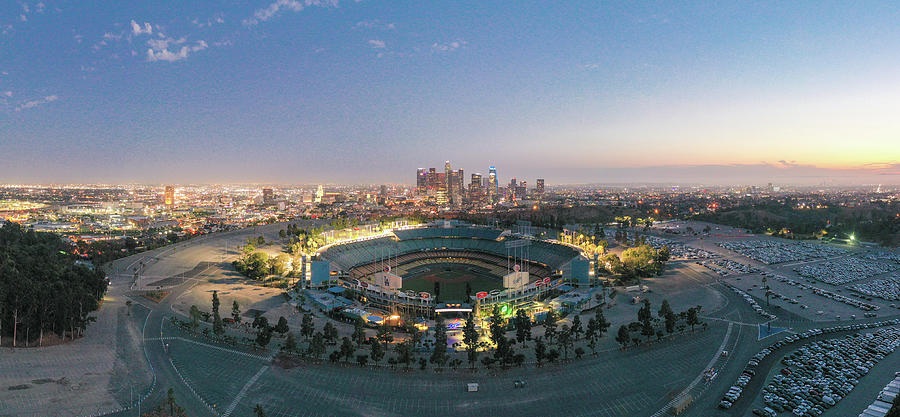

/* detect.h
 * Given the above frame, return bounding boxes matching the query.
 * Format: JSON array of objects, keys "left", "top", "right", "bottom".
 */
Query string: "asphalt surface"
[{"left": 8, "top": 220, "right": 900, "bottom": 417}]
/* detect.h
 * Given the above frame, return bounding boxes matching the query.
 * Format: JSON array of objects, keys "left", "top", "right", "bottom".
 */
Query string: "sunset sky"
[{"left": 1, "top": 1, "right": 898, "bottom": 184}]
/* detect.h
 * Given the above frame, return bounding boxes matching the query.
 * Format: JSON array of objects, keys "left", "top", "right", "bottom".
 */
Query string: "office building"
[{"left": 164, "top": 186, "right": 175, "bottom": 206}]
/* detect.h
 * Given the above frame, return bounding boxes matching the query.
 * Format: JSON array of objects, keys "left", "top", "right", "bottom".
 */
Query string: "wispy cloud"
[
  {"left": 130, "top": 20, "right": 153, "bottom": 36},
  {"left": 2, "top": 91, "right": 12, "bottom": 97},
  {"left": 244, "top": 0, "right": 337, "bottom": 26},
  {"left": 15, "top": 95, "right": 57, "bottom": 111},
  {"left": 367, "top": 39, "right": 386, "bottom": 49},
  {"left": 354, "top": 19, "right": 395, "bottom": 30},
  {"left": 192, "top": 13, "right": 225, "bottom": 28},
  {"left": 146, "top": 37, "right": 208, "bottom": 62},
  {"left": 431, "top": 39, "right": 466, "bottom": 53}
]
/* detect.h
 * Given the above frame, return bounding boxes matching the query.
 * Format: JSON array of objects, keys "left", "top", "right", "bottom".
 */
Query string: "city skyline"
[{"left": 2, "top": 1, "right": 899, "bottom": 185}]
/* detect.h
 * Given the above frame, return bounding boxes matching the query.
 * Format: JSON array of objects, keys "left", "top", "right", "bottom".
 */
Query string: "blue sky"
[{"left": 1, "top": 1, "right": 899, "bottom": 184}]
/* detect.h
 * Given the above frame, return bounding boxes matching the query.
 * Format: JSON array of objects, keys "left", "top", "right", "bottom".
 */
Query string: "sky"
[{"left": 1, "top": 1, "right": 899, "bottom": 185}]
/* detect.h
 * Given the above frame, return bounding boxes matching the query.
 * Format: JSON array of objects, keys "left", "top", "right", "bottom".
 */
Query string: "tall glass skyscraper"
[{"left": 488, "top": 166, "right": 498, "bottom": 202}]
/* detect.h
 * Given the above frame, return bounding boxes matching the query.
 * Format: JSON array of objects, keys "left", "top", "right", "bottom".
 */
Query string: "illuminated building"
[
  {"left": 262, "top": 188, "right": 274, "bottom": 204},
  {"left": 164, "top": 186, "right": 175, "bottom": 206},
  {"left": 469, "top": 173, "right": 483, "bottom": 202},
  {"left": 315, "top": 185, "right": 324, "bottom": 203},
  {"left": 536, "top": 178, "right": 545, "bottom": 194},
  {"left": 416, "top": 168, "right": 426, "bottom": 194},
  {"left": 488, "top": 166, "right": 498, "bottom": 202}
]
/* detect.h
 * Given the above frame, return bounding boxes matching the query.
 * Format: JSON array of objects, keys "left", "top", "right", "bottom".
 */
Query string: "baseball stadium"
[{"left": 317, "top": 223, "right": 586, "bottom": 316}]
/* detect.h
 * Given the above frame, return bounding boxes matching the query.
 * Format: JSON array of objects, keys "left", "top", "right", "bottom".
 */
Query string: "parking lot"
[
  {"left": 756, "top": 326, "right": 900, "bottom": 416},
  {"left": 795, "top": 258, "right": 899, "bottom": 286},
  {"left": 718, "top": 240, "right": 847, "bottom": 265}
]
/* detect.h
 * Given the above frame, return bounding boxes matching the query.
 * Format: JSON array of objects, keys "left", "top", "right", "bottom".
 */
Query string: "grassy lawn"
[{"left": 401, "top": 263, "right": 502, "bottom": 302}]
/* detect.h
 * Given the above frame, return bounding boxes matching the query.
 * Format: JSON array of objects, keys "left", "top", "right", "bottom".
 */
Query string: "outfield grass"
[{"left": 401, "top": 263, "right": 502, "bottom": 302}]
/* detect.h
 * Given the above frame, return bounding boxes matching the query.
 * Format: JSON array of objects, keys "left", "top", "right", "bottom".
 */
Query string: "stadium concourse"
[{"left": 316, "top": 223, "right": 584, "bottom": 317}]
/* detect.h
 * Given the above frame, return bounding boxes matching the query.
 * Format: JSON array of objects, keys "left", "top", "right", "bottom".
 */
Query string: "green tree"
[
  {"left": 543, "top": 310, "right": 559, "bottom": 345},
  {"left": 255, "top": 326, "right": 272, "bottom": 348},
  {"left": 274, "top": 316, "right": 289, "bottom": 335},
  {"left": 231, "top": 300, "right": 241, "bottom": 324},
  {"left": 558, "top": 325, "right": 573, "bottom": 359},
  {"left": 356, "top": 354, "right": 369, "bottom": 367},
  {"left": 665, "top": 310, "right": 676, "bottom": 334},
  {"left": 370, "top": 339, "right": 385, "bottom": 365},
  {"left": 377, "top": 322, "right": 394, "bottom": 344},
  {"left": 395, "top": 340, "right": 413, "bottom": 369},
  {"left": 594, "top": 308, "right": 610, "bottom": 337},
  {"left": 300, "top": 313, "right": 314, "bottom": 339},
  {"left": 622, "top": 245, "right": 662, "bottom": 277},
  {"left": 601, "top": 253, "right": 623, "bottom": 274},
  {"left": 534, "top": 336, "right": 547, "bottom": 366},
  {"left": 339, "top": 337, "right": 356, "bottom": 362},
  {"left": 167, "top": 388, "right": 176, "bottom": 415},
  {"left": 586, "top": 317, "right": 599, "bottom": 355},
  {"left": 307, "top": 331, "right": 325, "bottom": 358},
  {"left": 352, "top": 318, "right": 366, "bottom": 345},
  {"left": 323, "top": 322, "right": 338, "bottom": 344},
  {"left": 514, "top": 308, "right": 532, "bottom": 344},
  {"left": 254, "top": 403, "right": 268, "bottom": 417},
  {"left": 571, "top": 314, "right": 583, "bottom": 341},
  {"left": 212, "top": 291, "right": 224, "bottom": 335},
  {"left": 686, "top": 306, "right": 701, "bottom": 332},
  {"left": 189, "top": 305, "right": 200, "bottom": 332},
  {"left": 257, "top": 235, "right": 265, "bottom": 245},
  {"left": 252, "top": 314, "right": 269, "bottom": 330},
  {"left": 430, "top": 315, "right": 448, "bottom": 367},
  {"left": 615, "top": 325, "right": 630, "bottom": 348},
  {"left": 463, "top": 313, "right": 480, "bottom": 369},
  {"left": 658, "top": 299, "right": 673, "bottom": 319},
  {"left": 638, "top": 299, "right": 654, "bottom": 341},
  {"left": 656, "top": 246, "right": 671, "bottom": 263}
]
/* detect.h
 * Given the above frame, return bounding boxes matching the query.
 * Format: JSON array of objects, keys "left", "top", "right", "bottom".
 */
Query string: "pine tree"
[
  {"left": 212, "top": 291, "right": 224, "bottom": 335},
  {"left": 463, "top": 313, "right": 480, "bottom": 368},
  {"left": 231, "top": 300, "right": 241, "bottom": 324}
]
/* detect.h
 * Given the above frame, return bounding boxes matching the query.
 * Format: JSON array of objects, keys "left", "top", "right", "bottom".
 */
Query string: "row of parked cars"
[
  {"left": 858, "top": 250, "right": 900, "bottom": 264},
  {"left": 794, "top": 257, "right": 899, "bottom": 286},
  {"left": 724, "top": 283, "right": 777, "bottom": 320},
  {"left": 761, "top": 327, "right": 900, "bottom": 416},
  {"left": 701, "top": 259, "right": 759, "bottom": 276},
  {"left": 763, "top": 272, "right": 880, "bottom": 312},
  {"left": 850, "top": 273, "right": 900, "bottom": 302},
  {"left": 719, "top": 240, "right": 847, "bottom": 265},
  {"left": 857, "top": 372, "right": 900, "bottom": 416},
  {"left": 718, "top": 318, "right": 900, "bottom": 412},
  {"left": 642, "top": 235, "right": 717, "bottom": 260}
]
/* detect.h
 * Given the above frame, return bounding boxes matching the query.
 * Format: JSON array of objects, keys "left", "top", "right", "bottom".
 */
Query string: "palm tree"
[{"left": 254, "top": 404, "right": 268, "bottom": 417}]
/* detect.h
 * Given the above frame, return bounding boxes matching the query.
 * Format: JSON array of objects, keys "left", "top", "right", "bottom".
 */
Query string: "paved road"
[
  {"left": 10, "top": 221, "right": 898, "bottom": 417},
  {"left": 92, "top": 223, "right": 737, "bottom": 417}
]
